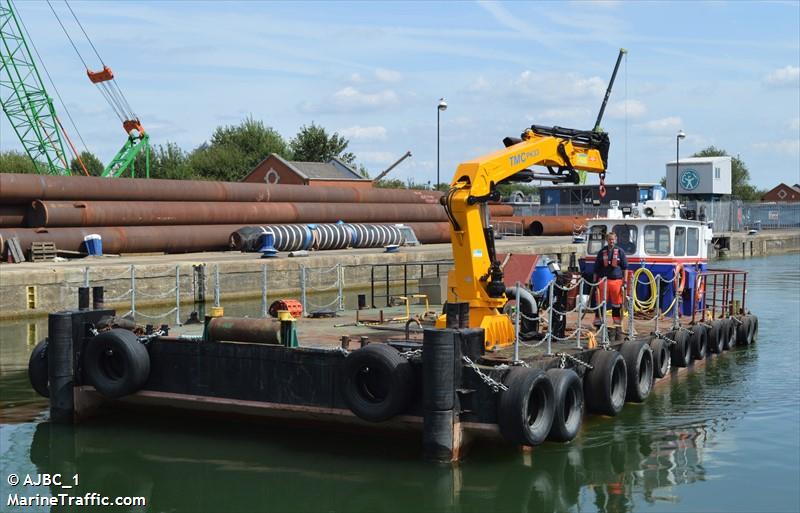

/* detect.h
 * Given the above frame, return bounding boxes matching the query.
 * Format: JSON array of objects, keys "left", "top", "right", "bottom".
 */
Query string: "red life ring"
[{"left": 674, "top": 264, "right": 686, "bottom": 294}]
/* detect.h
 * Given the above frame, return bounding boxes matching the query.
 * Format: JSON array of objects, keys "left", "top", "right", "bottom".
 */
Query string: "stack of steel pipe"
[
  {"left": 0, "top": 173, "right": 462, "bottom": 255},
  {"left": 490, "top": 215, "right": 589, "bottom": 236}
]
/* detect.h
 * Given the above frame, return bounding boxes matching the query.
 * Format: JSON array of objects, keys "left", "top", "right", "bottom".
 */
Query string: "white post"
[
  {"left": 547, "top": 280, "right": 555, "bottom": 355},
  {"left": 601, "top": 277, "right": 608, "bottom": 346},
  {"left": 130, "top": 264, "right": 136, "bottom": 318},
  {"left": 214, "top": 264, "right": 221, "bottom": 308},
  {"left": 576, "top": 277, "right": 583, "bottom": 349},
  {"left": 83, "top": 266, "right": 90, "bottom": 288},
  {"left": 514, "top": 282, "right": 521, "bottom": 362},
  {"left": 175, "top": 265, "right": 181, "bottom": 326},
  {"left": 261, "top": 264, "right": 268, "bottom": 318},
  {"left": 337, "top": 264, "right": 344, "bottom": 311},
  {"left": 300, "top": 266, "right": 307, "bottom": 316}
]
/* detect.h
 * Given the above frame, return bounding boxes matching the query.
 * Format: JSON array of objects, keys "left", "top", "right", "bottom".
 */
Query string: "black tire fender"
[
  {"left": 83, "top": 328, "right": 150, "bottom": 399},
  {"left": 341, "top": 344, "right": 414, "bottom": 422},
  {"left": 498, "top": 367, "right": 555, "bottom": 446},
  {"left": 619, "top": 340, "right": 654, "bottom": 403},
  {"left": 735, "top": 317, "right": 751, "bottom": 346},
  {"left": 545, "top": 368, "right": 583, "bottom": 443},
  {"left": 750, "top": 315, "right": 759, "bottom": 343},
  {"left": 28, "top": 338, "right": 49, "bottom": 398},
  {"left": 707, "top": 320, "right": 725, "bottom": 354},
  {"left": 670, "top": 330, "right": 691, "bottom": 368},
  {"left": 722, "top": 318, "right": 736, "bottom": 350},
  {"left": 649, "top": 337, "right": 670, "bottom": 379},
  {"left": 584, "top": 350, "right": 627, "bottom": 416},
  {"left": 689, "top": 325, "right": 708, "bottom": 360}
]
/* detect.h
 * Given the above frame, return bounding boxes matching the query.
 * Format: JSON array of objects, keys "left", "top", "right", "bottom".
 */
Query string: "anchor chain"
[
  {"left": 554, "top": 352, "right": 594, "bottom": 370},
  {"left": 399, "top": 348, "right": 423, "bottom": 359},
  {"left": 654, "top": 331, "right": 677, "bottom": 346},
  {"left": 462, "top": 355, "right": 508, "bottom": 393}
]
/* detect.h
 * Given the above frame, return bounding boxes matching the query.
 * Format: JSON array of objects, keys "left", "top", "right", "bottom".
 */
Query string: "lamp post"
[
  {"left": 437, "top": 98, "right": 447, "bottom": 190},
  {"left": 675, "top": 130, "right": 686, "bottom": 200}
]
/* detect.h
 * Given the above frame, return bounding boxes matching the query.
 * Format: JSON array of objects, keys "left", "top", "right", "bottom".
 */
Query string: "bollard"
[
  {"left": 357, "top": 294, "right": 367, "bottom": 310},
  {"left": 457, "top": 302, "right": 470, "bottom": 329},
  {"left": 48, "top": 312, "right": 74, "bottom": 423},
  {"left": 422, "top": 328, "right": 457, "bottom": 462},
  {"left": 78, "top": 287, "right": 90, "bottom": 310},
  {"left": 92, "top": 286, "right": 104, "bottom": 310},
  {"left": 445, "top": 302, "right": 460, "bottom": 329}
]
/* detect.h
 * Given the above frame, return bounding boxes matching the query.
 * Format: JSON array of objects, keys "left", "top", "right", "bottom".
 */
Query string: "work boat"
[{"left": 579, "top": 199, "right": 713, "bottom": 317}]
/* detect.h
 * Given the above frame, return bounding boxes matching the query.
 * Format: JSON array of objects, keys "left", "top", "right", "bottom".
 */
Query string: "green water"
[{"left": 1, "top": 254, "right": 798, "bottom": 512}]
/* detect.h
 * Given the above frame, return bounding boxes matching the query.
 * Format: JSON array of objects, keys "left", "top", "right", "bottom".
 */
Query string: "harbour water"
[{"left": 1, "top": 253, "right": 798, "bottom": 512}]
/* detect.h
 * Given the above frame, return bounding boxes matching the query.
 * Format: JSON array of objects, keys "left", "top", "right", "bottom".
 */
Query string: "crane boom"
[{"left": 0, "top": 0, "right": 70, "bottom": 175}]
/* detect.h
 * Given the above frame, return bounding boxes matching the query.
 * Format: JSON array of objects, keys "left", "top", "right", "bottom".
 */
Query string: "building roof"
[
  {"left": 666, "top": 156, "right": 731, "bottom": 165},
  {"left": 271, "top": 154, "right": 366, "bottom": 181},
  {"left": 539, "top": 182, "right": 659, "bottom": 189}
]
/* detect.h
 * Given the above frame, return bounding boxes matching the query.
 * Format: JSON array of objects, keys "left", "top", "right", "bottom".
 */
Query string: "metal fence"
[{"left": 513, "top": 200, "right": 800, "bottom": 233}]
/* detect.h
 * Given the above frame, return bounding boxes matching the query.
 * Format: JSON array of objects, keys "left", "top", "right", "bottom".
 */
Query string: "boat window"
[
  {"left": 687, "top": 227, "right": 699, "bottom": 256},
  {"left": 644, "top": 225, "right": 670, "bottom": 255},
  {"left": 674, "top": 226, "right": 686, "bottom": 256},
  {"left": 588, "top": 225, "right": 607, "bottom": 254},
  {"left": 612, "top": 224, "right": 638, "bottom": 254}
]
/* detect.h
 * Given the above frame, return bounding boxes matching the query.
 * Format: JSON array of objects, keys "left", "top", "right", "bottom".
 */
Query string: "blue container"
[
  {"left": 530, "top": 260, "right": 555, "bottom": 293},
  {"left": 83, "top": 234, "right": 102, "bottom": 256},
  {"left": 259, "top": 231, "right": 278, "bottom": 258}
]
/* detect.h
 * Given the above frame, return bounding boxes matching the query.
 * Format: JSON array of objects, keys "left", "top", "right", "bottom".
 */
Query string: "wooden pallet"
[{"left": 30, "top": 241, "right": 57, "bottom": 262}]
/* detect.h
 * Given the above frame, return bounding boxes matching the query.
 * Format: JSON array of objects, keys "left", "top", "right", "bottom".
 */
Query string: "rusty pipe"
[
  {"left": 28, "top": 200, "right": 448, "bottom": 228},
  {"left": 0, "top": 206, "right": 26, "bottom": 227},
  {"left": 488, "top": 204, "right": 514, "bottom": 217},
  {"left": 527, "top": 216, "right": 588, "bottom": 236},
  {"left": 207, "top": 317, "right": 280, "bottom": 344},
  {"left": 0, "top": 222, "right": 453, "bottom": 255},
  {"left": 0, "top": 173, "right": 442, "bottom": 204}
]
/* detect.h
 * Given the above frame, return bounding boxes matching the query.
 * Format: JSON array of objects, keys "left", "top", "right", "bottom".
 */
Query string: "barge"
[{"left": 27, "top": 199, "right": 759, "bottom": 462}]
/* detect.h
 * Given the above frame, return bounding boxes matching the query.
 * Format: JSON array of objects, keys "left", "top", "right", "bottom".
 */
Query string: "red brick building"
[
  {"left": 761, "top": 183, "right": 800, "bottom": 202},
  {"left": 243, "top": 153, "right": 372, "bottom": 188}
]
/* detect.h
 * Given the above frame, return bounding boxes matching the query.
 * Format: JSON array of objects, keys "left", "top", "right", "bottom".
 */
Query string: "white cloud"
[
  {"left": 359, "top": 151, "right": 397, "bottom": 165},
  {"left": 299, "top": 87, "right": 398, "bottom": 113},
  {"left": 468, "top": 76, "right": 491, "bottom": 92},
  {"left": 532, "top": 107, "right": 592, "bottom": 124},
  {"left": 607, "top": 99, "right": 647, "bottom": 119},
  {"left": 638, "top": 116, "right": 683, "bottom": 135},
  {"left": 752, "top": 139, "right": 800, "bottom": 156},
  {"left": 375, "top": 68, "right": 402, "bottom": 82},
  {"left": 350, "top": 72, "right": 364, "bottom": 83},
  {"left": 339, "top": 125, "right": 387, "bottom": 141},
  {"left": 764, "top": 65, "right": 800, "bottom": 87},
  {"left": 516, "top": 71, "right": 605, "bottom": 100},
  {"left": 477, "top": 0, "right": 531, "bottom": 34},
  {"left": 789, "top": 117, "right": 800, "bottom": 131}
]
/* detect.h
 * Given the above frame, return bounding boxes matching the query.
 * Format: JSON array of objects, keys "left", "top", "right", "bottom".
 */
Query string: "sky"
[{"left": 1, "top": 0, "right": 798, "bottom": 189}]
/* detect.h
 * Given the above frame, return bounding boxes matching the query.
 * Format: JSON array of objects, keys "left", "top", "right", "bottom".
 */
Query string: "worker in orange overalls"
[{"left": 593, "top": 232, "right": 629, "bottom": 328}]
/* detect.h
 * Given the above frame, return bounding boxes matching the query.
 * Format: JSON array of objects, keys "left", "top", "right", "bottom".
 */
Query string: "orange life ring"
[
  {"left": 674, "top": 263, "right": 686, "bottom": 294},
  {"left": 695, "top": 274, "right": 705, "bottom": 307}
]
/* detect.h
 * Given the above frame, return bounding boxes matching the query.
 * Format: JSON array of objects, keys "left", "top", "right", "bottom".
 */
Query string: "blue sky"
[{"left": 2, "top": 0, "right": 798, "bottom": 188}]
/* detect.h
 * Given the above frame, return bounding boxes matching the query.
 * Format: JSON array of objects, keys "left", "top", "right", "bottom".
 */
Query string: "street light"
[
  {"left": 675, "top": 130, "right": 686, "bottom": 200},
  {"left": 437, "top": 98, "right": 447, "bottom": 190}
]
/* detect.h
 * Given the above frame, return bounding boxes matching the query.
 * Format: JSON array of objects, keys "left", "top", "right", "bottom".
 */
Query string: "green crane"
[{"left": 0, "top": 1, "right": 71, "bottom": 175}]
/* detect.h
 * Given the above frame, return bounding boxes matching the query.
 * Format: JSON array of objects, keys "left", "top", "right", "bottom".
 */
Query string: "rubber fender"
[
  {"left": 619, "top": 340, "right": 654, "bottom": 403},
  {"left": 28, "top": 338, "right": 49, "bottom": 398},
  {"left": 422, "top": 409, "right": 455, "bottom": 463},
  {"left": 722, "top": 318, "right": 736, "bottom": 350},
  {"left": 584, "top": 349, "right": 627, "bottom": 416},
  {"left": 648, "top": 337, "right": 670, "bottom": 379},
  {"left": 83, "top": 328, "right": 150, "bottom": 398},
  {"left": 735, "top": 316, "right": 752, "bottom": 346},
  {"left": 689, "top": 325, "right": 708, "bottom": 360},
  {"left": 545, "top": 368, "right": 583, "bottom": 442},
  {"left": 748, "top": 314, "right": 758, "bottom": 343},
  {"left": 670, "top": 329, "right": 691, "bottom": 368},
  {"left": 707, "top": 320, "right": 725, "bottom": 354},
  {"left": 340, "top": 344, "right": 414, "bottom": 422},
  {"left": 498, "top": 367, "right": 555, "bottom": 446},
  {"left": 423, "top": 329, "right": 455, "bottom": 411}
]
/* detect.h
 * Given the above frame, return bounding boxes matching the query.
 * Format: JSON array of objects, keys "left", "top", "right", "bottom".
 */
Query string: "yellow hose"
[{"left": 632, "top": 267, "right": 657, "bottom": 312}]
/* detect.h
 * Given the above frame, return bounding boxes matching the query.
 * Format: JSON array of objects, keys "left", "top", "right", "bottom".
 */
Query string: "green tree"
[
  {"left": 132, "top": 142, "right": 194, "bottom": 180},
  {"left": 0, "top": 150, "right": 38, "bottom": 174},
  {"left": 290, "top": 123, "right": 353, "bottom": 163},
  {"left": 691, "top": 146, "right": 762, "bottom": 201},
  {"left": 70, "top": 151, "right": 104, "bottom": 176},
  {"left": 187, "top": 117, "right": 290, "bottom": 181}
]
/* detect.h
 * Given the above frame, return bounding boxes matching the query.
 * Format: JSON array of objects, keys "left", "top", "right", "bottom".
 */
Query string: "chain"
[
  {"left": 730, "top": 316, "right": 743, "bottom": 325},
  {"left": 654, "top": 331, "right": 677, "bottom": 346},
  {"left": 462, "top": 355, "right": 508, "bottom": 393},
  {"left": 554, "top": 352, "right": 594, "bottom": 370},
  {"left": 399, "top": 348, "right": 423, "bottom": 358}
]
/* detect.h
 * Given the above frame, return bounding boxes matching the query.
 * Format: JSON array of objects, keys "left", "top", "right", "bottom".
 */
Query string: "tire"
[
  {"left": 707, "top": 320, "right": 725, "bottom": 354},
  {"left": 750, "top": 315, "right": 759, "bottom": 343},
  {"left": 83, "top": 328, "right": 150, "bottom": 399},
  {"left": 498, "top": 367, "right": 555, "bottom": 446},
  {"left": 584, "top": 350, "right": 627, "bottom": 416},
  {"left": 689, "top": 325, "right": 708, "bottom": 360},
  {"left": 670, "top": 330, "right": 691, "bottom": 368},
  {"left": 735, "top": 317, "right": 751, "bottom": 346},
  {"left": 341, "top": 344, "right": 414, "bottom": 422},
  {"left": 28, "top": 338, "right": 49, "bottom": 398},
  {"left": 546, "top": 368, "right": 583, "bottom": 443},
  {"left": 649, "top": 337, "right": 670, "bottom": 379},
  {"left": 619, "top": 340, "right": 653, "bottom": 403},
  {"left": 722, "top": 319, "right": 736, "bottom": 350}
]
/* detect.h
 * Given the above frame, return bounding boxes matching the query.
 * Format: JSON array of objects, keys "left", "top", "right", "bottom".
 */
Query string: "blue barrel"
[
  {"left": 83, "top": 234, "right": 102, "bottom": 256},
  {"left": 530, "top": 260, "right": 555, "bottom": 292}
]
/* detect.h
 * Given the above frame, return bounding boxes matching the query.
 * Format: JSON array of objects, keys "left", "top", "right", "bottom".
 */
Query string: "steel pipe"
[
  {"left": 0, "top": 205, "right": 26, "bottom": 227},
  {"left": 28, "top": 200, "right": 448, "bottom": 227},
  {"left": 528, "top": 216, "right": 589, "bottom": 236},
  {"left": 1, "top": 173, "right": 442, "bottom": 204},
  {"left": 207, "top": 317, "right": 280, "bottom": 344}
]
